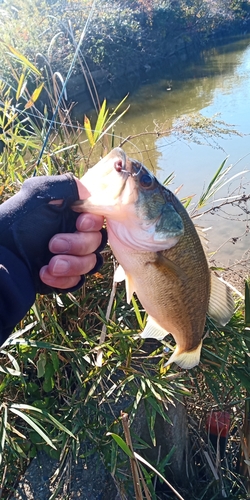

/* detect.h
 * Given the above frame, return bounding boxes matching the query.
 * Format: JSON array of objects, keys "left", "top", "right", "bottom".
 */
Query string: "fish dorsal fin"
[
  {"left": 114, "top": 265, "right": 135, "bottom": 304},
  {"left": 164, "top": 341, "right": 202, "bottom": 369},
  {"left": 141, "top": 316, "right": 169, "bottom": 340},
  {"left": 208, "top": 273, "right": 235, "bottom": 326},
  {"left": 155, "top": 252, "right": 187, "bottom": 280}
]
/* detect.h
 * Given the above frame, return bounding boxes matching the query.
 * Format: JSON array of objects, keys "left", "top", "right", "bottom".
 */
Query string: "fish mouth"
[
  {"left": 98, "top": 147, "right": 132, "bottom": 184},
  {"left": 113, "top": 148, "right": 129, "bottom": 175},
  {"left": 72, "top": 147, "right": 154, "bottom": 215},
  {"left": 112, "top": 148, "right": 145, "bottom": 180},
  {"left": 115, "top": 152, "right": 144, "bottom": 180},
  {"left": 72, "top": 148, "right": 135, "bottom": 214},
  {"left": 113, "top": 148, "right": 138, "bottom": 182}
]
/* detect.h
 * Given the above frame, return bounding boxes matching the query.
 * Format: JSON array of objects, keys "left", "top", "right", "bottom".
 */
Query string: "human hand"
[
  {"left": 40, "top": 212, "right": 105, "bottom": 289},
  {"left": 40, "top": 177, "right": 105, "bottom": 290}
]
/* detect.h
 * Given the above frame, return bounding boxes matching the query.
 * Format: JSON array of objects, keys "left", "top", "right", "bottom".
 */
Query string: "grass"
[{"left": 0, "top": 47, "right": 249, "bottom": 500}]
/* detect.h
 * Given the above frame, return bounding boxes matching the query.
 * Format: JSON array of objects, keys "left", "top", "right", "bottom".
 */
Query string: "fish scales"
[
  {"left": 109, "top": 188, "right": 210, "bottom": 355},
  {"left": 72, "top": 147, "right": 234, "bottom": 369}
]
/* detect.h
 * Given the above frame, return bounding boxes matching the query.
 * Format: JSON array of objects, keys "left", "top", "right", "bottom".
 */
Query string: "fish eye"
[{"left": 139, "top": 173, "right": 154, "bottom": 189}]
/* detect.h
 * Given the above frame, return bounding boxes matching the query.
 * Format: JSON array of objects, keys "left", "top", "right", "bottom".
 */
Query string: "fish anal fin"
[
  {"left": 208, "top": 273, "right": 235, "bottom": 326},
  {"left": 164, "top": 341, "right": 202, "bottom": 369},
  {"left": 141, "top": 316, "right": 169, "bottom": 341},
  {"left": 153, "top": 252, "right": 187, "bottom": 280}
]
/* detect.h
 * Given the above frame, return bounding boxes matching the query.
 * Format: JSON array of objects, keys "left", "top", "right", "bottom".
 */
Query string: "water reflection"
[
  {"left": 78, "top": 36, "right": 250, "bottom": 268},
  {"left": 116, "top": 37, "right": 250, "bottom": 266}
]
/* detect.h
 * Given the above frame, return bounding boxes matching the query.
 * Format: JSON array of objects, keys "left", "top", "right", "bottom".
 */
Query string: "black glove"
[{"left": 0, "top": 173, "right": 107, "bottom": 295}]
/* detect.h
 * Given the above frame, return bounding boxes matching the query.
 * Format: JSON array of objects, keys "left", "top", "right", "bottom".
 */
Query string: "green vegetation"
[
  {"left": 0, "top": 0, "right": 249, "bottom": 92},
  {"left": 0, "top": 45, "right": 249, "bottom": 498}
]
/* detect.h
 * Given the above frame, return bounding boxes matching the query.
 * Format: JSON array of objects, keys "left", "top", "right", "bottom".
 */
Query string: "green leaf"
[
  {"left": 107, "top": 432, "right": 134, "bottom": 458},
  {"left": 43, "top": 377, "right": 54, "bottom": 393},
  {"left": 182, "top": 195, "right": 193, "bottom": 208},
  {"left": 25, "top": 83, "right": 44, "bottom": 109},
  {"left": 145, "top": 400, "right": 156, "bottom": 446},
  {"left": 235, "top": 370, "right": 250, "bottom": 391},
  {"left": 131, "top": 295, "right": 147, "bottom": 330},
  {"left": 0, "top": 405, "right": 7, "bottom": 466},
  {"left": 37, "top": 352, "right": 46, "bottom": 378},
  {"left": 31, "top": 302, "right": 46, "bottom": 329},
  {"left": 10, "top": 404, "right": 75, "bottom": 439},
  {"left": 147, "top": 396, "right": 172, "bottom": 424},
  {"left": 163, "top": 172, "right": 175, "bottom": 186},
  {"left": 198, "top": 157, "right": 229, "bottom": 208},
  {"left": 110, "top": 439, "right": 118, "bottom": 476},
  {"left": 0, "top": 365, "right": 22, "bottom": 377},
  {"left": 145, "top": 379, "right": 162, "bottom": 401},
  {"left": 158, "top": 445, "right": 176, "bottom": 470},
  {"left": 51, "top": 351, "right": 60, "bottom": 372},
  {"left": 130, "top": 387, "right": 143, "bottom": 422},
  {"left": 3, "top": 133, "right": 40, "bottom": 149},
  {"left": 134, "top": 451, "right": 184, "bottom": 500},
  {"left": 43, "top": 360, "right": 55, "bottom": 392},
  {"left": 98, "top": 105, "right": 129, "bottom": 143},
  {"left": 9, "top": 408, "right": 57, "bottom": 450},
  {"left": 3, "top": 112, "right": 18, "bottom": 131},
  {"left": 84, "top": 115, "right": 94, "bottom": 147},
  {"left": 245, "top": 279, "right": 250, "bottom": 327},
  {"left": 106, "top": 93, "right": 129, "bottom": 125},
  {"left": 6, "top": 435, "right": 27, "bottom": 458},
  {"left": 139, "top": 464, "right": 157, "bottom": 499},
  {"left": 16, "top": 72, "right": 26, "bottom": 101},
  {"left": 93, "top": 99, "right": 108, "bottom": 142},
  {"left": 5, "top": 44, "right": 42, "bottom": 76}
]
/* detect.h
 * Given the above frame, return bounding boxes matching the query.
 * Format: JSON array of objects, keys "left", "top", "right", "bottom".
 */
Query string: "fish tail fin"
[{"left": 164, "top": 341, "right": 202, "bottom": 369}]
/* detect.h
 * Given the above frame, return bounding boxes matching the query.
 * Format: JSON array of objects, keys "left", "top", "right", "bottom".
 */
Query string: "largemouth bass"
[{"left": 73, "top": 148, "right": 234, "bottom": 369}]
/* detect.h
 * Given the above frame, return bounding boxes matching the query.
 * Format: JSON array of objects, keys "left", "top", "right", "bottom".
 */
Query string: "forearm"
[
  {"left": 0, "top": 174, "right": 106, "bottom": 345},
  {"left": 0, "top": 174, "right": 80, "bottom": 344},
  {"left": 0, "top": 173, "right": 80, "bottom": 294},
  {"left": 0, "top": 246, "right": 35, "bottom": 344}
]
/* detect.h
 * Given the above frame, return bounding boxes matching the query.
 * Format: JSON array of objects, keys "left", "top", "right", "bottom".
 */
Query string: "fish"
[{"left": 72, "top": 147, "right": 234, "bottom": 369}]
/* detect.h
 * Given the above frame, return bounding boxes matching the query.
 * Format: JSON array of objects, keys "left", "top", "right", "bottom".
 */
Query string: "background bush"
[{"left": 0, "top": 0, "right": 249, "bottom": 90}]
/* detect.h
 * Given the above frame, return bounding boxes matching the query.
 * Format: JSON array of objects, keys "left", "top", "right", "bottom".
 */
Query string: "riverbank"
[
  {"left": 70, "top": 31, "right": 250, "bottom": 117},
  {"left": 1, "top": 1, "right": 250, "bottom": 113}
]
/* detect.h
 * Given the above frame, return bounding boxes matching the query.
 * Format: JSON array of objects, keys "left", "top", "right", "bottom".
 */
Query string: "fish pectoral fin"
[
  {"left": 114, "top": 265, "right": 126, "bottom": 283},
  {"left": 164, "top": 341, "right": 203, "bottom": 369},
  {"left": 154, "top": 252, "right": 186, "bottom": 280},
  {"left": 114, "top": 265, "right": 135, "bottom": 303},
  {"left": 141, "top": 316, "right": 169, "bottom": 340},
  {"left": 208, "top": 273, "right": 235, "bottom": 326}
]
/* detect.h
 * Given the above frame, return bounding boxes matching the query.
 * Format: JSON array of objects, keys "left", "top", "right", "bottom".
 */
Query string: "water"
[{"left": 114, "top": 36, "right": 250, "bottom": 268}]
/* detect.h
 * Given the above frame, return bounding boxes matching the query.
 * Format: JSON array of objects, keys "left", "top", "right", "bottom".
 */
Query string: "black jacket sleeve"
[{"left": 0, "top": 174, "right": 107, "bottom": 345}]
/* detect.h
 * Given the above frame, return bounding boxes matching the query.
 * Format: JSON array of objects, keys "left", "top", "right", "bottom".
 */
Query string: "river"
[{"left": 108, "top": 36, "right": 250, "bottom": 271}]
